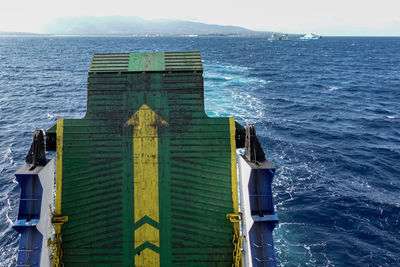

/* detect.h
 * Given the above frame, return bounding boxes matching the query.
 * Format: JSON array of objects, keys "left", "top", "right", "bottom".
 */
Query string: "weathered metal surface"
[
  {"left": 88, "top": 52, "right": 202, "bottom": 73},
  {"left": 245, "top": 125, "right": 265, "bottom": 163},
  {"left": 25, "top": 130, "right": 46, "bottom": 166},
  {"left": 53, "top": 51, "right": 238, "bottom": 266}
]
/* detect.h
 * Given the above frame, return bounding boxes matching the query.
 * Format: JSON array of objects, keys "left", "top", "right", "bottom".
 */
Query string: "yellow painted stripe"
[
  {"left": 55, "top": 119, "right": 64, "bottom": 234},
  {"left": 126, "top": 104, "right": 166, "bottom": 266},
  {"left": 135, "top": 248, "right": 160, "bottom": 267},
  {"left": 134, "top": 223, "right": 160, "bottom": 248},
  {"left": 229, "top": 117, "right": 242, "bottom": 266},
  {"left": 129, "top": 104, "right": 166, "bottom": 223},
  {"left": 55, "top": 119, "right": 64, "bottom": 216},
  {"left": 229, "top": 117, "right": 239, "bottom": 213}
]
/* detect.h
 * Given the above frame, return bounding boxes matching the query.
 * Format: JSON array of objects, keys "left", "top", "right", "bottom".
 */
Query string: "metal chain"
[
  {"left": 48, "top": 215, "right": 68, "bottom": 267},
  {"left": 48, "top": 234, "right": 64, "bottom": 267},
  {"left": 227, "top": 213, "right": 243, "bottom": 267}
]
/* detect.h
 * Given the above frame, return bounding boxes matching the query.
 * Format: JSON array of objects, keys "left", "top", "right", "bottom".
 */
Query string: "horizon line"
[{"left": 1, "top": 32, "right": 400, "bottom": 38}]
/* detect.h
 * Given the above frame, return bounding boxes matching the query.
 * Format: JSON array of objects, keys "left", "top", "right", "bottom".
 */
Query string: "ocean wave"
[
  {"left": 386, "top": 115, "right": 396, "bottom": 119},
  {"left": 203, "top": 61, "right": 267, "bottom": 124}
]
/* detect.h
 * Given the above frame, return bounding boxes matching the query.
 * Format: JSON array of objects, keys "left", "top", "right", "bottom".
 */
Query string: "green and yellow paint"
[{"left": 50, "top": 52, "right": 241, "bottom": 266}]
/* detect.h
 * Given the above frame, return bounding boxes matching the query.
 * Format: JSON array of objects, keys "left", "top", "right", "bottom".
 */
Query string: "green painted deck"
[{"left": 54, "top": 52, "right": 238, "bottom": 266}]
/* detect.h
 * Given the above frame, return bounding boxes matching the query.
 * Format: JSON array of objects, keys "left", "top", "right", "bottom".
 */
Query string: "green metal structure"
[{"left": 48, "top": 52, "right": 240, "bottom": 266}]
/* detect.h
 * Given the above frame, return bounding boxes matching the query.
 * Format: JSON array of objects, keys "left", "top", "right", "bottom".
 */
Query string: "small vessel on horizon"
[
  {"left": 268, "top": 33, "right": 291, "bottom": 41},
  {"left": 300, "top": 33, "right": 321, "bottom": 40}
]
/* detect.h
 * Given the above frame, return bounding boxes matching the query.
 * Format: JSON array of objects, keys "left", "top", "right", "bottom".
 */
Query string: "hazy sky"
[{"left": 1, "top": 0, "right": 399, "bottom": 36}]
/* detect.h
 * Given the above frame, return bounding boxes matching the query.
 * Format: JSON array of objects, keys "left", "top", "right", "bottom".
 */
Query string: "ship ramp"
[{"left": 47, "top": 52, "right": 240, "bottom": 266}]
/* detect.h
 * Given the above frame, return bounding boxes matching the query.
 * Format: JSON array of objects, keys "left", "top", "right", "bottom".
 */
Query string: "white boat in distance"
[{"left": 300, "top": 33, "right": 321, "bottom": 40}]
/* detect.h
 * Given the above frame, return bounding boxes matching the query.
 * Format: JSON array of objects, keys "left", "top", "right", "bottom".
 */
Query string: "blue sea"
[{"left": 1, "top": 36, "right": 399, "bottom": 266}]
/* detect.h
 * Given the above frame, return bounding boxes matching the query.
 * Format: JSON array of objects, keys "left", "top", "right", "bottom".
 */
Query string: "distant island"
[
  {"left": 42, "top": 16, "right": 274, "bottom": 36},
  {"left": 0, "top": 16, "right": 300, "bottom": 37},
  {"left": 0, "top": 31, "right": 43, "bottom": 36}
]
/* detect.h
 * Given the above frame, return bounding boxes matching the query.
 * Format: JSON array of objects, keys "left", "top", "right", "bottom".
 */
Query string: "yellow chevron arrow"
[{"left": 126, "top": 104, "right": 167, "bottom": 267}]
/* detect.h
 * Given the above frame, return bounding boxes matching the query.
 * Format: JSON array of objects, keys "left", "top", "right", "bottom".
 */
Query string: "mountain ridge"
[{"left": 44, "top": 16, "right": 272, "bottom": 36}]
